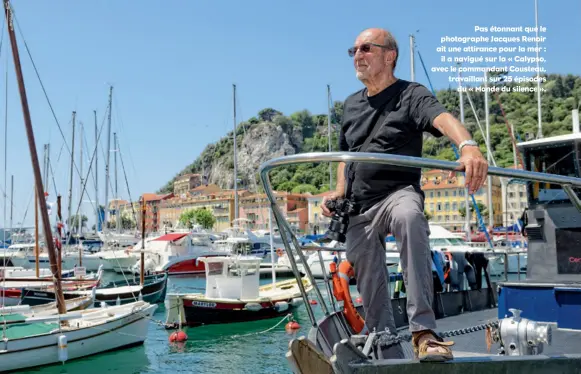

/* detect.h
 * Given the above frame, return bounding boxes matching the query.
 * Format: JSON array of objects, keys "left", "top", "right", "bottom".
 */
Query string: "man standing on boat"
[{"left": 322, "top": 28, "right": 488, "bottom": 362}]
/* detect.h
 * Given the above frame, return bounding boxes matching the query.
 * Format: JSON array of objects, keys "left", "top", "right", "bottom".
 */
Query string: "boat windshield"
[
  {"left": 448, "top": 238, "right": 467, "bottom": 245},
  {"left": 527, "top": 144, "right": 581, "bottom": 204}
]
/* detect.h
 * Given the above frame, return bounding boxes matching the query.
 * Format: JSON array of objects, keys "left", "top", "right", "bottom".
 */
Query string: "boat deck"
[{"left": 396, "top": 309, "right": 581, "bottom": 358}]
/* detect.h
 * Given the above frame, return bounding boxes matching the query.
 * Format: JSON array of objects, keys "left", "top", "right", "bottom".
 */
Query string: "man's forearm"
[
  {"left": 336, "top": 162, "right": 346, "bottom": 194},
  {"left": 433, "top": 113, "right": 474, "bottom": 147}
]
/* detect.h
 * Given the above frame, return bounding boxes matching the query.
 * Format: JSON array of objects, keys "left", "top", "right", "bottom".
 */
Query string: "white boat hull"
[
  {"left": 62, "top": 254, "right": 105, "bottom": 272},
  {"left": 0, "top": 302, "right": 157, "bottom": 372}
]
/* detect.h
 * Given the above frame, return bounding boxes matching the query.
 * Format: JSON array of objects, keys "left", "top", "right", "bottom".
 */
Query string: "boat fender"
[
  {"left": 329, "top": 260, "right": 365, "bottom": 334},
  {"left": 274, "top": 301, "right": 289, "bottom": 312},
  {"left": 245, "top": 303, "right": 262, "bottom": 311},
  {"left": 58, "top": 334, "right": 68, "bottom": 363},
  {"left": 290, "top": 297, "right": 303, "bottom": 307}
]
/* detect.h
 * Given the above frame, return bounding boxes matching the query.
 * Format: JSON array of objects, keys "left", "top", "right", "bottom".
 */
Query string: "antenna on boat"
[
  {"left": 3, "top": 0, "right": 66, "bottom": 314},
  {"left": 409, "top": 34, "right": 415, "bottom": 81}
]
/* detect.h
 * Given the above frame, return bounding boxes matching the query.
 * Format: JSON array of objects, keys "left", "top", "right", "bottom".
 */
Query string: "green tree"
[
  {"left": 179, "top": 208, "right": 216, "bottom": 230},
  {"left": 193, "top": 209, "right": 216, "bottom": 230},
  {"left": 258, "top": 108, "right": 283, "bottom": 122},
  {"left": 179, "top": 209, "right": 198, "bottom": 229}
]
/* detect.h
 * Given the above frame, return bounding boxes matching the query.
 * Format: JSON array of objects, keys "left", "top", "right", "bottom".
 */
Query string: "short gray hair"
[{"left": 383, "top": 31, "right": 399, "bottom": 70}]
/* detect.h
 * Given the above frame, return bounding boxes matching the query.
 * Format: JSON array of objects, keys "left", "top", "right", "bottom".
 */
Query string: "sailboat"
[{"left": 0, "top": 1, "right": 156, "bottom": 371}]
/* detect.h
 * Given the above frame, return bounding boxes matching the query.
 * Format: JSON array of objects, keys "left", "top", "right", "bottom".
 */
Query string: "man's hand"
[
  {"left": 454, "top": 146, "right": 488, "bottom": 194},
  {"left": 432, "top": 113, "right": 489, "bottom": 195},
  {"left": 321, "top": 191, "right": 344, "bottom": 217}
]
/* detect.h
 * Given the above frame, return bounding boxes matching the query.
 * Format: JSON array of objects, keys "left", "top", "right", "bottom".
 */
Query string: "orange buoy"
[
  {"left": 309, "top": 299, "right": 318, "bottom": 305},
  {"left": 355, "top": 296, "right": 362, "bottom": 304},
  {"left": 169, "top": 330, "right": 188, "bottom": 343},
  {"left": 285, "top": 321, "right": 300, "bottom": 330}
]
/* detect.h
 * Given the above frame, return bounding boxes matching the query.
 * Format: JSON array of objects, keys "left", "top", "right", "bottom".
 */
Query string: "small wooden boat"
[
  {"left": 20, "top": 272, "right": 168, "bottom": 307},
  {"left": 165, "top": 256, "right": 312, "bottom": 328}
]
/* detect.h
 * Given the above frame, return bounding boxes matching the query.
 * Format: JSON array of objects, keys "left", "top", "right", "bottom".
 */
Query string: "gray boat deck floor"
[{"left": 396, "top": 309, "right": 581, "bottom": 357}]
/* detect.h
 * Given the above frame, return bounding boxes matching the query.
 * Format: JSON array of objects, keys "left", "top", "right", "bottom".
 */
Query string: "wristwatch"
[{"left": 459, "top": 140, "right": 478, "bottom": 153}]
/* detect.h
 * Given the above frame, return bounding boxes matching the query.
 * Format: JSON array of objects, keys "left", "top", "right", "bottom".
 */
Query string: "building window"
[
  {"left": 444, "top": 191, "right": 449, "bottom": 197},
  {"left": 437, "top": 191, "right": 441, "bottom": 197},
  {"left": 452, "top": 202, "right": 458, "bottom": 211},
  {"left": 429, "top": 192, "right": 434, "bottom": 198},
  {"left": 445, "top": 202, "right": 450, "bottom": 211},
  {"left": 437, "top": 203, "right": 442, "bottom": 211},
  {"left": 453, "top": 190, "right": 457, "bottom": 197}
]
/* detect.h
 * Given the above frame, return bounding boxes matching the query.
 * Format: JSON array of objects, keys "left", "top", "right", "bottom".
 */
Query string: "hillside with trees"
[{"left": 159, "top": 74, "right": 581, "bottom": 195}]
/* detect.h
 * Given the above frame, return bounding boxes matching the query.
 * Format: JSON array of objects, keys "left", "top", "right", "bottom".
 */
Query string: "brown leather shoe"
[{"left": 412, "top": 330, "right": 454, "bottom": 362}]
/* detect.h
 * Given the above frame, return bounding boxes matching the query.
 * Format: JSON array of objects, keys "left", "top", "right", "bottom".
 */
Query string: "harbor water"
[
  {"left": 19, "top": 272, "right": 319, "bottom": 374},
  {"left": 18, "top": 268, "right": 519, "bottom": 374}
]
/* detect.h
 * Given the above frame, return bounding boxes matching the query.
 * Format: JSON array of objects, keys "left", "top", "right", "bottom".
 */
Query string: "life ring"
[
  {"left": 329, "top": 260, "right": 365, "bottom": 334},
  {"left": 276, "top": 248, "right": 284, "bottom": 257}
]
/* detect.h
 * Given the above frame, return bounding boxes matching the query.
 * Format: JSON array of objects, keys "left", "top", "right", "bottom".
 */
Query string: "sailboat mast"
[
  {"left": 114, "top": 132, "right": 120, "bottom": 233},
  {"left": 94, "top": 110, "right": 99, "bottom": 234},
  {"left": 3, "top": 0, "right": 66, "bottom": 314},
  {"left": 233, "top": 84, "right": 239, "bottom": 221},
  {"left": 9, "top": 175, "right": 12, "bottom": 238},
  {"left": 327, "top": 84, "right": 332, "bottom": 191},
  {"left": 103, "top": 86, "right": 113, "bottom": 231},
  {"left": 3, "top": 67, "right": 6, "bottom": 249},
  {"left": 67, "top": 111, "right": 76, "bottom": 237},
  {"left": 79, "top": 122, "right": 83, "bottom": 236}
]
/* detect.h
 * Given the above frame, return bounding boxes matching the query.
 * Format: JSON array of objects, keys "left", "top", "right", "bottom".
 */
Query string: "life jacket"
[
  {"left": 443, "top": 252, "right": 454, "bottom": 283},
  {"left": 329, "top": 260, "right": 365, "bottom": 334},
  {"left": 431, "top": 250, "right": 446, "bottom": 290}
]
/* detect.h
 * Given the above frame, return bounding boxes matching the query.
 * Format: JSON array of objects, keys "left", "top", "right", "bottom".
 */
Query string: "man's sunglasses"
[{"left": 348, "top": 43, "right": 390, "bottom": 57}]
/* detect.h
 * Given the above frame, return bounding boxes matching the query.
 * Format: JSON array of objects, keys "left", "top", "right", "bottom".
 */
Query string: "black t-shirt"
[{"left": 339, "top": 79, "right": 447, "bottom": 214}]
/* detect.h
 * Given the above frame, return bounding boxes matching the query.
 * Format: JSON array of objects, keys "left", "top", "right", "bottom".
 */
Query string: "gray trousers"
[{"left": 346, "top": 185, "right": 436, "bottom": 354}]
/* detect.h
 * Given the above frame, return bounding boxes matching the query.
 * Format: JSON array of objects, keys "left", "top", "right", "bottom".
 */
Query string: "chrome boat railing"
[{"left": 258, "top": 152, "right": 581, "bottom": 327}]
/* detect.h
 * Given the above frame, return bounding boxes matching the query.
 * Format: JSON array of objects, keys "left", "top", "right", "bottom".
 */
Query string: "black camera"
[{"left": 324, "top": 198, "right": 355, "bottom": 243}]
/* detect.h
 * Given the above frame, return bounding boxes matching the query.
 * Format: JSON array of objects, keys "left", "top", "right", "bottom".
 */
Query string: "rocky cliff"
[{"left": 157, "top": 106, "right": 343, "bottom": 195}]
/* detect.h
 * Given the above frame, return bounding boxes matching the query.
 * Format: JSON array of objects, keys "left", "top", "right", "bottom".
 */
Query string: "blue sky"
[{"left": 1, "top": 0, "right": 580, "bottom": 229}]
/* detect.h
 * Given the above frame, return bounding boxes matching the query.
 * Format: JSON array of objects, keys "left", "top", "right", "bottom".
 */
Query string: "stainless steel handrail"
[{"left": 258, "top": 152, "right": 581, "bottom": 327}]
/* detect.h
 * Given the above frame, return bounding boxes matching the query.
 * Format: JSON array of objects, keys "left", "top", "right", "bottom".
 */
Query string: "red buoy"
[
  {"left": 309, "top": 299, "right": 318, "bottom": 305},
  {"left": 169, "top": 330, "right": 188, "bottom": 342},
  {"left": 355, "top": 296, "right": 363, "bottom": 304},
  {"left": 285, "top": 321, "right": 300, "bottom": 330}
]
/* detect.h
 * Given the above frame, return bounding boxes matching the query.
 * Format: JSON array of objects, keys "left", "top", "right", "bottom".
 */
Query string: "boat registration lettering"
[{"left": 192, "top": 301, "right": 216, "bottom": 308}]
